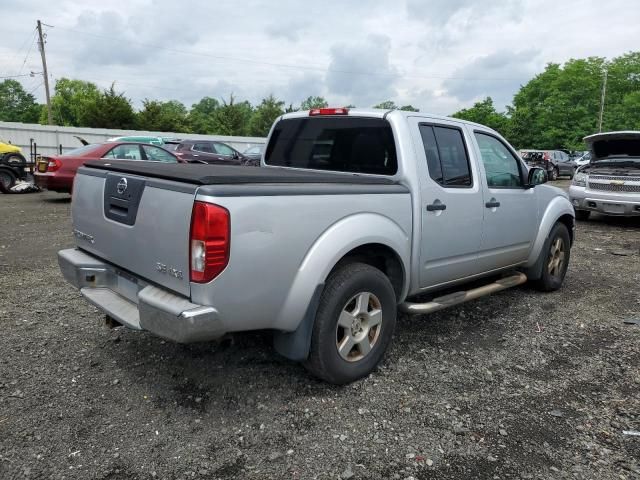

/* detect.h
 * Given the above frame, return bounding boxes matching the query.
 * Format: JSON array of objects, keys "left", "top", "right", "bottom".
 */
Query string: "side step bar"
[{"left": 399, "top": 272, "right": 527, "bottom": 314}]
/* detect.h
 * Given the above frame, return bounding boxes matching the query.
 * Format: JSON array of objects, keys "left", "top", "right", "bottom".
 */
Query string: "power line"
[
  {"left": 51, "top": 25, "right": 528, "bottom": 82},
  {"left": 0, "top": 73, "right": 34, "bottom": 79},
  {"left": 9, "top": 27, "right": 37, "bottom": 75},
  {"left": 27, "top": 81, "right": 44, "bottom": 96},
  {"left": 16, "top": 30, "right": 38, "bottom": 77}
]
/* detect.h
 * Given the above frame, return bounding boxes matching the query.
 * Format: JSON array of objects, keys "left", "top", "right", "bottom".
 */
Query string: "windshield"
[
  {"left": 265, "top": 117, "right": 397, "bottom": 175},
  {"left": 62, "top": 144, "right": 102, "bottom": 157}
]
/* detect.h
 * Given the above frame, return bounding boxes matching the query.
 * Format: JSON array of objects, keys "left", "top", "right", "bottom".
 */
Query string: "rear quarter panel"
[{"left": 191, "top": 186, "right": 412, "bottom": 333}]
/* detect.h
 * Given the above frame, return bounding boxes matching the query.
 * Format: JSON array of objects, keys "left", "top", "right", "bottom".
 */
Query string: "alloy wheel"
[
  {"left": 547, "top": 237, "right": 565, "bottom": 278},
  {"left": 336, "top": 291, "right": 383, "bottom": 362}
]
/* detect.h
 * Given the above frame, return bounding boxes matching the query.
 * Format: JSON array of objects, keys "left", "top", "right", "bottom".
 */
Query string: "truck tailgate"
[{"left": 71, "top": 167, "right": 196, "bottom": 297}]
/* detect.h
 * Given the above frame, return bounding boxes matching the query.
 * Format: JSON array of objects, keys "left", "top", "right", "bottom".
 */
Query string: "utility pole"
[
  {"left": 598, "top": 67, "right": 608, "bottom": 133},
  {"left": 37, "top": 20, "right": 53, "bottom": 125}
]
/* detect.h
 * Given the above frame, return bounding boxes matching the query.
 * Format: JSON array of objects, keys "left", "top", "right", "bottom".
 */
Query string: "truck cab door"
[
  {"left": 409, "top": 118, "right": 485, "bottom": 288},
  {"left": 471, "top": 131, "right": 538, "bottom": 270}
]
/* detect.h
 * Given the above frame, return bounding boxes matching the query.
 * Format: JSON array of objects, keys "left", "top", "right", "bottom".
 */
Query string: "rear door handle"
[
  {"left": 426, "top": 203, "right": 447, "bottom": 211},
  {"left": 485, "top": 201, "right": 501, "bottom": 208}
]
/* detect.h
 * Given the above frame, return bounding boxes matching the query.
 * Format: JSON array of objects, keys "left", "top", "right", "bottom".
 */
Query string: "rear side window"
[
  {"left": 193, "top": 143, "right": 213, "bottom": 153},
  {"left": 265, "top": 117, "right": 397, "bottom": 175},
  {"left": 104, "top": 144, "right": 142, "bottom": 160},
  {"left": 419, "top": 125, "right": 472, "bottom": 187}
]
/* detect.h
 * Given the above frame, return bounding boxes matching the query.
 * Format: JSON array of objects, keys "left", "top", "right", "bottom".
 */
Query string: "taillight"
[
  {"left": 309, "top": 107, "right": 349, "bottom": 116},
  {"left": 47, "top": 158, "right": 62, "bottom": 172},
  {"left": 189, "top": 201, "right": 230, "bottom": 283}
]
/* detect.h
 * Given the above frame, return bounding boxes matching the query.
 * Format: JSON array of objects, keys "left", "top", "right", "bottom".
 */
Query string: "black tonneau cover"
[{"left": 84, "top": 160, "right": 396, "bottom": 185}]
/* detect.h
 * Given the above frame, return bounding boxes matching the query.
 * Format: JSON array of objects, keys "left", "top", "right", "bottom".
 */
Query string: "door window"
[
  {"left": 419, "top": 125, "right": 472, "bottom": 187},
  {"left": 214, "top": 143, "right": 235, "bottom": 156},
  {"left": 474, "top": 133, "right": 523, "bottom": 188},
  {"left": 104, "top": 144, "right": 142, "bottom": 160},
  {"left": 142, "top": 145, "right": 177, "bottom": 163},
  {"left": 192, "top": 143, "right": 213, "bottom": 153}
]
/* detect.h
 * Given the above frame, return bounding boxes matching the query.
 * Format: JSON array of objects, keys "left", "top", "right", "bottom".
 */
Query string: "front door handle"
[
  {"left": 485, "top": 200, "right": 501, "bottom": 208},
  {"left": 426, "top": 203, "right": 447, "bottom": 211}
]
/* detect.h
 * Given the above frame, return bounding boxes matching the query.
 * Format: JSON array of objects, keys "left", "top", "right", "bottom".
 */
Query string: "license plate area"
[
  {"left": 602, "top": 202, "right": 625, "bottom": 214},
  {"left": 38, "top": 162, "right": 47, "bottom": 173}
]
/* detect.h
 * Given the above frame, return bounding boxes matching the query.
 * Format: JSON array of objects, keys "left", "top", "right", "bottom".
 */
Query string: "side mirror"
[
  {"left": 527, "top": 167, "right": 547, "bottom": 187},
  {"left": 233, "top": 151, "right": 240, "bottom": 159}
]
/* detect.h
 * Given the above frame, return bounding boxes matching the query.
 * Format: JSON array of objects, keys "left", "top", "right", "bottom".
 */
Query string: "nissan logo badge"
[{"left": 117, "top": 178, "right": 128, "bottom": 195}]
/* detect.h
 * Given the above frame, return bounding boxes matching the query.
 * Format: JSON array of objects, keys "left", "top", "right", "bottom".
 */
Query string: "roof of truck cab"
[
  {"left": 82, "top": 160, "right": 397, "bottom": 185},
  {"left": 278, "top": 108, "right": 494, "bottom": 131}
]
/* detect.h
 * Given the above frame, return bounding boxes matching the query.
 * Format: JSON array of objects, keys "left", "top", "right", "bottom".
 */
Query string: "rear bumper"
[
  {"left": 569, "top": 185, "right": 640, "bottom": 216},
  {"left": 58, "top": 248, "right": 224, "bottom": 342},
  {"left": 34, "top": 173, "right": 73, "bottom": 192}
]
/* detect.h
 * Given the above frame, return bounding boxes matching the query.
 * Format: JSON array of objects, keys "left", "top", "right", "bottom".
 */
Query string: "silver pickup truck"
[{"left": 58, "top": 108, "right": 575, "bottom": 384}]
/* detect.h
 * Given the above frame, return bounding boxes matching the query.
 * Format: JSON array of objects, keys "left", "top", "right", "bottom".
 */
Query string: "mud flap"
[{"left": 272, "top": 284, "right": 324, "bottom": 362}]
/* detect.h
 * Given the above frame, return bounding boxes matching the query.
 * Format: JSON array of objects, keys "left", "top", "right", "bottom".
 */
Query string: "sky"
[{"left": 2, "top": 0, "right": 639, "bottom": 115}]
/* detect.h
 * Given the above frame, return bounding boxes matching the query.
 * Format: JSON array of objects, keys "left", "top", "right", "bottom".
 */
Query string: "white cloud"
[{"left": 1, "top": 0, "right": 639, "bottom": 114}]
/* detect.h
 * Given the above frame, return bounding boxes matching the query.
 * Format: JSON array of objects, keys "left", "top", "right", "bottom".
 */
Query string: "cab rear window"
[{"left": 264, "top": 117, "right": 398, "bottom": 175}]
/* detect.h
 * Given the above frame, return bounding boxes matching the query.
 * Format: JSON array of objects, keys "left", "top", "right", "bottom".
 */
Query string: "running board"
[{"left": 399, "top": 272, "right": 527, "bottom": 315}]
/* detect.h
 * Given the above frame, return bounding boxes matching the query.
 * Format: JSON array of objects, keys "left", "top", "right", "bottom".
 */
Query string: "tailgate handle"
[{"left": 104, "top": 174, "right": 145, "bottom": 226}]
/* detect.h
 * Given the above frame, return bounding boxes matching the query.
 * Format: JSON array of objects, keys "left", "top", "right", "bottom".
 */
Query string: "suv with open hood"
[{"left": 570, "top": 131, "right": 640, "bottom": 219}]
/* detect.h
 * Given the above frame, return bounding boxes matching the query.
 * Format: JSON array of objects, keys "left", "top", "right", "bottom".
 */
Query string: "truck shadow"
[{"left": 106, "top": 289, "right": 522, "bottom": 410}]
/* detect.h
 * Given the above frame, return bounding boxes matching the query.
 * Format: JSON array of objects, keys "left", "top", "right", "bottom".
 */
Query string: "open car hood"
[{"left": 584, "top": 131, "right": 640, "bottom": 161}]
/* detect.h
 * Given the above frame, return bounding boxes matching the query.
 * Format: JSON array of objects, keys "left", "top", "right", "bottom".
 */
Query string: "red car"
[{"left": 35, "top": 142, "right": 185, "bottom": 194}]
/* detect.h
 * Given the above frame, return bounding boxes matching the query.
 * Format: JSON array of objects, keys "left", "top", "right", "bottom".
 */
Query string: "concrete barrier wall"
[{"left": 0, "top": 121, "right": 266, "bottom": 158}]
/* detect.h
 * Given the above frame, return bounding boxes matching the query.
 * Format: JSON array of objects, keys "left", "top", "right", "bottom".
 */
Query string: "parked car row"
[
  {"left": 109, "top": 136, "right": 263, "bottom": 166},
  {"left": 34, "top": 142, "right": 185, "bottom": 194},
  {"left": 30, "top": 138, "right": 264, "bottom": 195},
  {"left": 519, "top": 149, "right": 577, "bottom": 180}
]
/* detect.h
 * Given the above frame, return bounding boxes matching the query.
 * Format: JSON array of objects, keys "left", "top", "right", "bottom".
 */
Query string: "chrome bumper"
[
  {"left": 58, "top": 248, "right": 223, "bottom": 343},
  {"left": 569, "top": 185, "right": 640, "bottom": 216}
]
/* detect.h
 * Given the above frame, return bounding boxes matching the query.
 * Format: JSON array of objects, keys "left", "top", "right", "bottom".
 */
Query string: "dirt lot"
[{"left": 1, "top": 185, "right": 639, "bottom": 480}]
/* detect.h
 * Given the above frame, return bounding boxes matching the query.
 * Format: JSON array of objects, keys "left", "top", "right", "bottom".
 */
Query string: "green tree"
[
  {"left": 209, "top": 94, "right": 253, "bottom": 136},
  {"left": 137, "top": 99, "right": 190, "bottom": 132},
  {"left": 600, "top": 52, "right": 640, "bottom": 131},
  {"left": 0, "top": 79, "right": 41, "bottom": 123},
  {"left": 452, "top": 97, "right": 509, "bottom": 135},
  {"left": 249, "top": 95, "right": 285, "bottom": 136},
  {"left": 507, "top": 58, "right": 606, "bottom": 149},
  {"left": 189, "top": 97, "right": 220, "bottom": 133},
  {"left": 300, "top": 96, "right": 328, "bottom": 110},
  {"left": 372, "top": 101, "right": 418, "bottom": 111},
  {"left": 373, "top": 100, "right": 397, "bottom": 109},
  {"left": 82, "top": 84, "right": 136, "bottom": 129},
  {"left": 44, "top": 78, "right": 101, "bottom": 126}
]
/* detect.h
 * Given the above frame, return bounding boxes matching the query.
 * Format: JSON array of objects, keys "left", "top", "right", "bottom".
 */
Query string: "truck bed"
[{"left": 84, "top": 160, "right": 397, "bottom": 185}]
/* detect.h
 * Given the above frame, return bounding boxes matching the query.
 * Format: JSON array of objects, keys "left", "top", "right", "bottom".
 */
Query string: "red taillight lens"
[
  {"left": 45, "top": 158, "right": 62, "bottom": 172},
  {"left": 189, "top": 201, "right": 230, "bottom": 283},
  {"left": 309, "top": 107, "right": 349, "bottom": 116}
]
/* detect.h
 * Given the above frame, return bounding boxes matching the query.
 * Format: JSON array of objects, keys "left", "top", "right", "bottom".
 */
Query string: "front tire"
[
  {"left": 304, "top": 262, "right": 397, "bottom": 384},
  {"left": 532, "top": 222, "right": 571, "bottom": 292}
]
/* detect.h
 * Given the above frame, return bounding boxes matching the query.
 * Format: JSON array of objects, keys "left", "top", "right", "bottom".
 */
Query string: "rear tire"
[
  {"left": 304, "top": 262, "right": 397, "bottom": 384},
  {"left": 548, "top": 166, "right": 559, "bottom": 181},
  {"left": 0, "top": 169, "right": 16, "bottom": 193},
  {"left": 532, "top": 222, "right": 571, "bottom": 292},
  {"left": 574, "top": 209, "right": 590, "bottom": 221}
]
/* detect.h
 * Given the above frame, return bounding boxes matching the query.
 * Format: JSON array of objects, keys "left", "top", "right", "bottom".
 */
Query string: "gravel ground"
[{"left": 1, "top": 185, "right": 639, "bottom": 480}]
